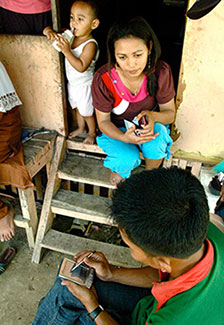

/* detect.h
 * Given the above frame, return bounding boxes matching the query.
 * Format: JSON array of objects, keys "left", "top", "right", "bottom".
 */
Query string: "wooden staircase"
[
  {"left": 32, "top": 135, "right": 202, "bottom": 267},
  {"left": 32, "top": 136, "right": 143, "bottom": 267}
]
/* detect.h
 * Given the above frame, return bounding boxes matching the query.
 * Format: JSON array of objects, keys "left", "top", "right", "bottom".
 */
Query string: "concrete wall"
[
  {"left": 1, "top": 1, "right": 223, "bottom": 161},
  {"left": 172, "top": 0, "right": 224, "bottom": 162},
  {"left": 0, "top": 34, "right": 67, "bottom": 136}
]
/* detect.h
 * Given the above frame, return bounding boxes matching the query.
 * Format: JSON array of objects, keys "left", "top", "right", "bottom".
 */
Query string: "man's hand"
[
  {"left": 61, "top": 278, "right": 119, "bottom": 324},
  {"left": 74, "top": 251, "right": 114, "bottom": 281},
  {"left": 61, "top": 279, "right": 98, "bottom": 308}
]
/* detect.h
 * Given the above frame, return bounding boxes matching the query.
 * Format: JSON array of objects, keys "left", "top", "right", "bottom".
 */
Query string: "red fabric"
[
  {"left": 101, "top": 72, "right": 122, "bottom": 108},
  {"left": 0, "top": 107, "right": 33, "bottom": 189},
  {"left": 152, "top": 239, "right": 214, "bottom": 312},
  {"left": 0, "top": 200, "right": 9, "bottom": 219}
]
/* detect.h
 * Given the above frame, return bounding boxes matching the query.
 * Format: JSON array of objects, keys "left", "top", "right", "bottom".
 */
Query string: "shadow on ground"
[{"left": 0, "top": 228, "right": 65, "bottom": 325}]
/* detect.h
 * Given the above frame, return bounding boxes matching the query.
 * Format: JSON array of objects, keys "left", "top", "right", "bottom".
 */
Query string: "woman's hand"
[
  {"left": 123, "top": 125, "right": 158, "bottom": 145},
  {"left": 136, "top": 110, "right": 155, "bottom": 135},
  {"left": 73, "top": 250, "right": 114, "bottom": 282}
]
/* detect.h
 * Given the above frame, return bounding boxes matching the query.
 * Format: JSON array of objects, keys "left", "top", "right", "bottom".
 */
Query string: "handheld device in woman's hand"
[
  {"left": 139, "top": 115, "right": 148, "bottom": 127},
  {"left": 124, "top": 119, "right": 140, "bottom": 136},
  {"left": 124, "top": 115, "right": 148, "bottom": 136}
]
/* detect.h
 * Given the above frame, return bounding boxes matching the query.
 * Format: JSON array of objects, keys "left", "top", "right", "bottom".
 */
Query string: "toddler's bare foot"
[
  {"left": 68, "top": 128, "right": 87, "bottom": 139},
  {"left": 110, "top": 172, "right": 124, "bottom": 187},
  {"left": 83, "top": 134, "right": 96, "bottom": 145},
  {"left": 0, "top": 206, "right": 15, "bottom": 242}
]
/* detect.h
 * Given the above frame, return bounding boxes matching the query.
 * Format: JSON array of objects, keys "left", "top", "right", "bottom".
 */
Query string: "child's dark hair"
[
  {"left": 74, "top": 0, "right": 100, "bottom": 19},
  {"left": 111, "top": 167, "right": 209, "bottom": 258},
  {"left": 107, "top": 16, "right": 161, "bottom": 96}
]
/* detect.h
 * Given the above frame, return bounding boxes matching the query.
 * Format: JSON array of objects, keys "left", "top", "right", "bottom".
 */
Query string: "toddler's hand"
[
  {"left": 43, "top": 27, "right": 58, "bottom": 41},
  {"left": 55, "top": 35, "right": 71, "bottom": 54}
]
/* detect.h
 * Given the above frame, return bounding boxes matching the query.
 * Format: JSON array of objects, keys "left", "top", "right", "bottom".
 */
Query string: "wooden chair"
[{"left": 0, "top": 130, "right": 56, "bottom": 248}]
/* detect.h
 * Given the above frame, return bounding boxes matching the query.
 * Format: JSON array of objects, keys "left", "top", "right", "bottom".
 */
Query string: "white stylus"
[{"left": 71, "top": 250, "right": 96, "bottom": 272}]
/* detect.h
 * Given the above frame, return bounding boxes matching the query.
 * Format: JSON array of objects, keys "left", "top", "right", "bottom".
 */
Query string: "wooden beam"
[
  {"left": 50, "top": 0, "right": 61, "bottom": 31},
  {"left": 41, "top": 229, "right": 142, "bottom": 268},
  {"left": 32, "top": 135, "right": 66, "bottom": 264}
]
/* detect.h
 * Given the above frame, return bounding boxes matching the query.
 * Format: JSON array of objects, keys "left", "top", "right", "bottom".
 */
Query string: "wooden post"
[
  {"left": 18, "top": 187, "right": 38, "bottom": 248},
  {"left": 32, "top": 135, "right": 66, "bottom": 263},
  {"left": 50, "top": 0, "right": 61, "bottom": 31}
]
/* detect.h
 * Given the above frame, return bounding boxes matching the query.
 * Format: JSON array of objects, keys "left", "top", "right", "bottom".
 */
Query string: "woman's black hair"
[{"left": 106, "top": 16, "right": 161, "bottom": 96}]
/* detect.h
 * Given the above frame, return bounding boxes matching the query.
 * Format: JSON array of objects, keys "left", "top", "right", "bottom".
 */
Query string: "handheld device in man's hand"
[{"left": 59, "top": 258, "right": 94, "bottom": 289}]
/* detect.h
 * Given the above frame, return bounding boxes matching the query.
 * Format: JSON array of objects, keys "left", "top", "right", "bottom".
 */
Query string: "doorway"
[{"left": 59, "top": 0, "right": 188, "bottom": 89}]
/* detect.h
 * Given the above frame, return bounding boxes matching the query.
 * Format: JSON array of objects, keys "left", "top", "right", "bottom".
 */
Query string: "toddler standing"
[{"left": 44, "top": 0, "right": 100, "bottom": 144}]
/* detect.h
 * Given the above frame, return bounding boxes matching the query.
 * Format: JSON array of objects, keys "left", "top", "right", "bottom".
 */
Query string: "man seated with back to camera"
[{"left": 33, "top": 167, "right": 224, "bottom": 325}]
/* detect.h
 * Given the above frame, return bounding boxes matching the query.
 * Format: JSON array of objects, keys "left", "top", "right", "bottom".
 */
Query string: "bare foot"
[
  {"left": 110, "top": 172, "right": 124, "bottom": 187},
  {"left": 83, "top": 134, "right": 96, "bottom": 145},
  {"left": 68, "top": 128, "right": 87, "bottom": 139},
  {"left": 0, "top": 206, "right": 15, "bottom": 242}
]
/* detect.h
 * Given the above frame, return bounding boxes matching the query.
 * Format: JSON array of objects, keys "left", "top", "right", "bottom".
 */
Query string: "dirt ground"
[{"left": 0, "top": 227, "right": 66, "bottom": 325}]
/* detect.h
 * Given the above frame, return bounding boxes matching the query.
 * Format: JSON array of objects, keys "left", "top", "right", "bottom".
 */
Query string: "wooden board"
[
  {"left": 58, "top": 153, "right": 115, "bottom": 189},
  {"left": 23, "top": 132, "right": 56, "bottom": 178},
  {"left": 67, "top": 138, "right": 104, "bottom": 155},
  {"left": 163, "top": 157, "right": 202, "bottom": 178},
  {"left": 41, "top": 229, "right": 142, "bottom": 268},
  {"left": 32, "top": 136, "right": 66, "bottom": 263},
  {"left": 51, "top": 189, "right": 114, "bottom": 225},
  {"left": 0, "top": 196, "right": 42, "bottom": 230}
]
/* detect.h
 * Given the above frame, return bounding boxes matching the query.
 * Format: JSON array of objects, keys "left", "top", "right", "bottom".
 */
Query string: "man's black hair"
[{"left": 111, "top": 167, "right": 209, "bottom": 258}]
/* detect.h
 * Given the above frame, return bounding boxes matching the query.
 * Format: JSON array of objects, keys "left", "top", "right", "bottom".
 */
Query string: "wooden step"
[
  {"left": 23, "top": 130, "right": 56, "bottom": 178},
  {"left": 51, "top": 189, "right": 114, "bottom": 225},
  {"left": 58, "top": 152, "right": 115, "bottom": 189},
  {"left": 41, "top": 229, "right": 142, "bottom": 268},
  {"left": 14, "top": 213, "right": 30, "bottom": 229},
  {"left": 66, "top": 138, "right": 104, "bottom": 155},
  {"left": 0, "top": 196, "right": 39, "bottom": 230},
  {"left": 58, "top": 152, "right": 145, "bottom": 189}
]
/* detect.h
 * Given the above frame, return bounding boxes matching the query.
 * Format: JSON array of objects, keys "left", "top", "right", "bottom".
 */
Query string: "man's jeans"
[{"left": 33, "top": 275, "right": 150, "bottom": 324}]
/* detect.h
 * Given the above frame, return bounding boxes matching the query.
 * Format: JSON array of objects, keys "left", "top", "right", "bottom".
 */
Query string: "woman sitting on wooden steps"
[{"left": 92, "top": 16, "right": 176, "bottom": 187}]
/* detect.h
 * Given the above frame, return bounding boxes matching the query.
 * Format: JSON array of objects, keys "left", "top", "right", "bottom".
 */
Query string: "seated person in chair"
[{"left": 0, "top": 62, "right": 33, "bottom": 242}]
